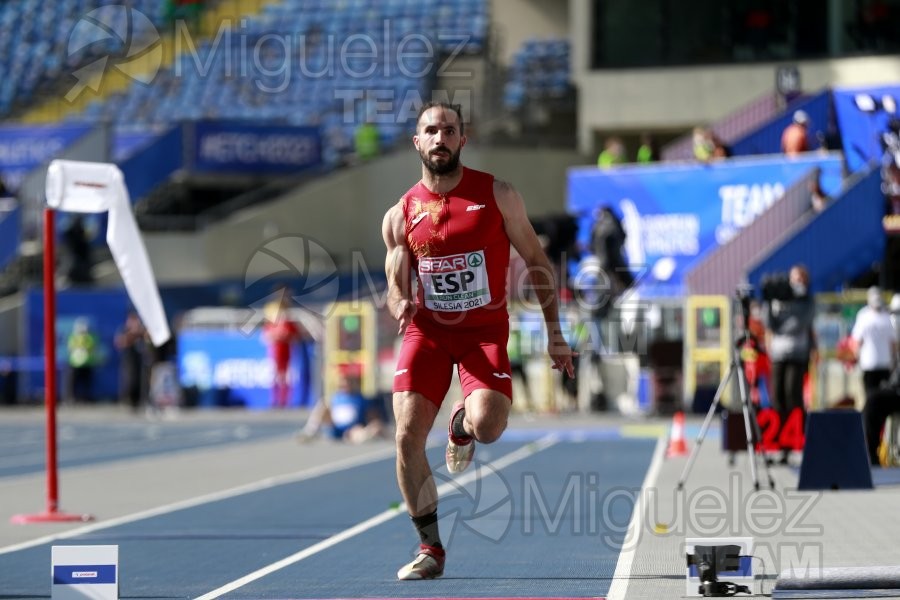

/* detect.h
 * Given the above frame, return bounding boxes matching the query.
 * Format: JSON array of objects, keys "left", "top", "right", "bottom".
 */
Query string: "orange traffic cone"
[{"left": 666, "top": 411, "right": 688, "bottom": 458}]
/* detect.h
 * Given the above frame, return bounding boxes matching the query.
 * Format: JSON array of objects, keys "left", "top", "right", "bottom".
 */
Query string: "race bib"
[{"left": 419, "top": 250, "right": 491, "bottom": 312}]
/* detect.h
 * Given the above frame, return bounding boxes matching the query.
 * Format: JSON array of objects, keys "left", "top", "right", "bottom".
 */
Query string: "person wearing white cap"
[
  {"left": 781, "top": 110, "right": 810, "bottom": 156},
  {"left": 851, "top": 287, "right": 899, "bottom": 464},
  {"left": 851, "top": 287, "right": 898, "bottom": 392}
]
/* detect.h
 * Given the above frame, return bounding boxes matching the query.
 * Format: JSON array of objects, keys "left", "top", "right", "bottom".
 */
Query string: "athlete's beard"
[{"left": 420, "top": 146, "right": 461, "bottom": 175}]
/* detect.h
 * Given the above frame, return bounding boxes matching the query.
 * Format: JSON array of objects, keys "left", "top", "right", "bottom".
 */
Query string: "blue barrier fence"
[
  {"left": 188, "top": 121, "right": 322, "bottom": 174},
  {"left": 119, "top": 125, "right": 183, "bottom": 203},
  {"left": 0, "top": 202, "right": 20, "bottom": 271},
  {"left": 748, "top": 167, "right": 885, "bottom": 293},
  {"left": 730, "top": 90, "right": 832, "bottom": 158},
  {"left": 567, "top": 154, "right": 844, "bottom": 298},
  {"left": 0, "top": 124, "right": 92, "bottom": 192}
]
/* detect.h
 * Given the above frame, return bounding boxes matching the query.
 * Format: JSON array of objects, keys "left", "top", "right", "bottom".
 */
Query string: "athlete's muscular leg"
[
  {"left": 461, "top": 389, "right": 511, "bottom": 443},
  {"left": 393, "top": 390, "right": 441, "bottom": 517}
]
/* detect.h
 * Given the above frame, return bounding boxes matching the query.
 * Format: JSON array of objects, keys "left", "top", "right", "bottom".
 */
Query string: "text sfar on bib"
[{"left": 419, "top": 250, "right": 491, "bottom": 312}]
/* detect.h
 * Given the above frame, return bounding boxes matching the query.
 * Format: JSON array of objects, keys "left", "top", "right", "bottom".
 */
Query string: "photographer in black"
[{"left": 762, "top": 265, "right": 818, "bottom": 464}]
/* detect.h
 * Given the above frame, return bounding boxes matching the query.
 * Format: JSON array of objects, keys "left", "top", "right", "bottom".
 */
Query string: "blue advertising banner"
[
  {"left": 0, "top": 124, "right": 92, "bottom": 191},
  {"left": 119, "top": 125, "right": 183, "bottom": 202},
  {"left": 833, "top": 84, "right": 900, "bottom": 173},
  {"left": 178, "top": 329, "right": 315, "bottom": 409},
  {"left": 192, "top": 122, "right": 321, "bottom": 174},
  {"left": 0, "top": 203, "right": 20, "bottom": 272},
  {"left": 24, "top": 289, "right": 129, "bottom": 402},
  {"left": 567, "top": 154, "right": 844, "bottom": 297},
  {"left": 113, "top": 127, "right": 165, "bottom": 162}
]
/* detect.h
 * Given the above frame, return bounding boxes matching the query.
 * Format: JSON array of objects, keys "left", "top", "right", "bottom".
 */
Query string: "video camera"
[
  {"left": 687, "top": 544, "right": 751, "bottom": 597},
  {"left": 759, "top": 273, "right": 796, "bottom": 302}
]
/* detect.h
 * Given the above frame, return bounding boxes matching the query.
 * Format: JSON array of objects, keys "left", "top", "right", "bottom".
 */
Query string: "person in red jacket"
[
  {"left": 262, "top": 286, "right": 306, "bottom": 408},
  {"left": 382, "top": 102, "right": 575, "bottom": 580}
]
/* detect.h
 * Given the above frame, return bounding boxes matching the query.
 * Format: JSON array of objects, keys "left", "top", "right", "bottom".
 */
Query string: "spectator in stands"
[
  {"left": 355, "top": 120, "right": 380, "bottom": 161},
  {"left": 597, "top": 137, "right": 625, "bottom": 168},
  {"left": 164, "top": 0, "right": 204, "bottom": 31},
  {"left": 0, "top": 175, "right": 9, "bottom": 198},
  {"left": 115, "top": 311, "right": 149, "bottom": 413},
  {"left": 781, "top": 110, "right": 810, "bottom": 156},
  {"left": 636, "top": 133, "right": 659, "bottom": 163},
  {"left": 764, "top": 265, "right": 817, "bottom": 464},
  {"left": 66, "top": 318, "right": 100, "bottom": 404},
  {"left": 693, "top": 127, "right": 730, "bottom": 162},
  {"left": 809, "top": 167, "right": 830, "bottom": 213}
]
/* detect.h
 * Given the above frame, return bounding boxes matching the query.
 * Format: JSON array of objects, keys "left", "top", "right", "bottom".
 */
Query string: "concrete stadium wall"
[
  {"left": 490, "top": 0, "right": 570, "bottom": 65},
  {"left": 142, "top": 146, "right": 585, "bottom": 283},
  {"left": 569, "top": 0, "right": 900, "bottom": 155}
]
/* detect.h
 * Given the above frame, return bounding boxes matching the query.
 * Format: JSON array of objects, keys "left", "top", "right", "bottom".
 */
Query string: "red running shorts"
[{"left": 392, "top": 317, "right": 513, "bottom": 406}]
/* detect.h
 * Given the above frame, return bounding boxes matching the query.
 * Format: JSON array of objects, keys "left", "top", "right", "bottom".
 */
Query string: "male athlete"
[{"left": 382, "top": 102, "right": 575, "bottom": 580}]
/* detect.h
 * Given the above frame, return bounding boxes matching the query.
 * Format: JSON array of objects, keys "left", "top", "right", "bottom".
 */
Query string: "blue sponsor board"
[
  {"left": 178, "top": 329, "right": 315, "bottom": 409},
  {"left": 113, "top": 127, "right": 164, "bottom": 162},
  {"left": 24, "top": 289, "right": 127, "bottom": 402},
  {"left": 0, "top": 203, "right": 20, "bottom": 271},
  {"left": 0, "top": 124, "right": 92, "bottom": 191},
  {"left": 53, "top": 565, "right": 116, "bottom": 585},
  {"left": 567, "top": 154, "right": 843, "bottom": 297},
  {"left": 192, "top": 121, "right": 321, "bottom": 174},
  {"left": 833, "top": 84, "right": 900, "bottom": 173}
]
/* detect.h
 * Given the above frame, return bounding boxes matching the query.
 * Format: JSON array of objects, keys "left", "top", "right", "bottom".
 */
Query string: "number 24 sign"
[{"left": 756, "top": 407, "right": 805, "bottom": 451}]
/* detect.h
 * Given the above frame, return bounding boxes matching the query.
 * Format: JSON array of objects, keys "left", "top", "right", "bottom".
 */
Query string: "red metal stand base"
[{"left": 11, "top": 511, "right": 94, "bottom": 524}]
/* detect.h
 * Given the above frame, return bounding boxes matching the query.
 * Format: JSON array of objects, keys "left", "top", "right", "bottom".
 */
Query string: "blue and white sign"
[
  {"left": 178, "top": 329, "right": 315, "bottom": 409},
  {"left": 833, "top": 84, "right": 900, "bottom": 173},
  {"left": 567, "top": 154, "right": 843, "bottom": 297},
  {"left": 0, "top": 125, "right": 91, "bottom": 191},
  {"left": 192, "top": 121, "right": 321, "bottom": 174},
  {"left": 51, "top": 545, "right": 118, "bottom": 600}
]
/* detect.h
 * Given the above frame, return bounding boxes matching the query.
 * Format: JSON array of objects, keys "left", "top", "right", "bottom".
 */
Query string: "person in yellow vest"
[
  {"left": 355, "top": 120, "right": 380, "bottom": 161},
  {"left": 66, "top": 318, "right": 100, "bottom": 403},
  {"left": 597, "top": 137, "right": 625, "bottom": 168}
]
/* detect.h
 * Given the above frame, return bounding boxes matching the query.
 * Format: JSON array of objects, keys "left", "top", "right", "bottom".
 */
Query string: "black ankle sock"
[
  {"left": 451, "top": 407, "right": 470, "bottom": 440},
  {"left": 410, "top": 511, "right": 442, "bottom": 548}
]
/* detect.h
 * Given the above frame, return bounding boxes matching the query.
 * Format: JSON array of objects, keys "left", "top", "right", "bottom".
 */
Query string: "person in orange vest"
[{"left": 781, "top": 110, "right": 810, "bottom": 156}]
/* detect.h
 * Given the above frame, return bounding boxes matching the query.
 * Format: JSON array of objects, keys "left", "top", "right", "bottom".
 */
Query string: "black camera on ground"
[
  {"left": 687, "top": 544, "right": 751, "bottom": 597},
  {"left": 760, "top": 273, "right": 795, "bottom": 302}
]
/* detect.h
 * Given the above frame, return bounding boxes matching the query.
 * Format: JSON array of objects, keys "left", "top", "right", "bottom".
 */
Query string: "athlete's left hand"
[{"left": 548, "top": 333, "right": 577, "bottom": 378}]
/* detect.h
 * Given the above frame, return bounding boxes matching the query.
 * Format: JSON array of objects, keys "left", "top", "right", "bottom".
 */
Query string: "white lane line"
[
  {"left": 0, "top": 445, "right": 397, "bottom": 556},
  {"left": 193, "top": 435, "right": 560, "bottom": 600},
  {"left": 606, "top": 436, "right": 666, "bottom": 600}
]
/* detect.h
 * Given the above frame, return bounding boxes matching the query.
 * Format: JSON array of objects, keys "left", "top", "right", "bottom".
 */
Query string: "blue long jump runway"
[
  {"left": 0, "top": 420, "right": 300, "bottom": 478},
  {"left": 0, "top": 435, "right": 658, "bottom": 599}
]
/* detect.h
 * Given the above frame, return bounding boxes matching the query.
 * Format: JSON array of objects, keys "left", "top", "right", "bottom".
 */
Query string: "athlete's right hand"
[{"left": 395, "top": 299, "right": 416, "bottom": 335}]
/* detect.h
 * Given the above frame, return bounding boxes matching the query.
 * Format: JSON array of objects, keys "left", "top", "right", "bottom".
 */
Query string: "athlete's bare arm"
[
  {"left": 382, "top": 200, "right": 416, "bottom": 335},
  {"left": 494, "top": 179, "right": 575, "bottom": 377}
]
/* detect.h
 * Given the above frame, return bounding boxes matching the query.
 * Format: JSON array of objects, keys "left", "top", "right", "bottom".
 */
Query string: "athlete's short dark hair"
[{"left": 416, "top": 102, "right": 464, "bottom": 136}]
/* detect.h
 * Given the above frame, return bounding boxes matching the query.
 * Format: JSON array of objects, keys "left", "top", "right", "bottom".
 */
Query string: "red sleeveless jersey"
[{"left": 403, "top": 167, "right": 510, "bottom": 327}]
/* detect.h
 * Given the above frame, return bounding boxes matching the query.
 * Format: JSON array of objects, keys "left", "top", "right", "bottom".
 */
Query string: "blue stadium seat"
[
  {"left": 503, "top": 38, "right": 570, "bottom": 111},
  {"left": 2, "top": 0, "right": 491, "bottom": 164}
]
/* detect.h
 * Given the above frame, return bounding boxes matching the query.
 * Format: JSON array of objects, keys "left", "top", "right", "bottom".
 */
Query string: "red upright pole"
[
  {"left": 44, "top": 207, "right": 59, "bottom": 513},
  {"left": 11, "top": 208, "right": 93, "bottom": 524}
]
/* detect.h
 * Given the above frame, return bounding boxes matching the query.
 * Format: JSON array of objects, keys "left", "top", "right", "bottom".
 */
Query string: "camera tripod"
[{"left": 677, "top": 332, "right": 775, "bottom": 492}]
